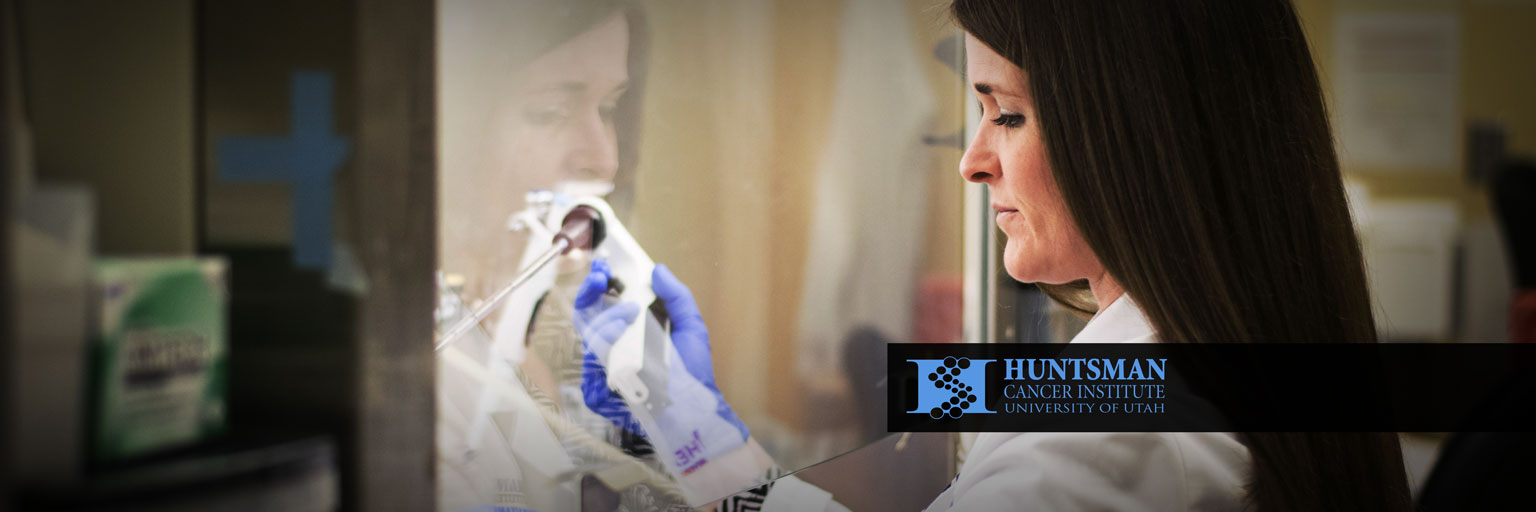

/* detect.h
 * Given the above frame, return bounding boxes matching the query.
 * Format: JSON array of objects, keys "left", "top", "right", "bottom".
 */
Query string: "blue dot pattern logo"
[{"left": 908, "top": 357, "right": 994, "bottom": 418}]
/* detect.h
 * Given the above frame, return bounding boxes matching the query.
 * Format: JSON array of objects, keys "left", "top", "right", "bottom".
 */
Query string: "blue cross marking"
[{"left": 216, "top": 71, "right": 350, "bottom": 270}]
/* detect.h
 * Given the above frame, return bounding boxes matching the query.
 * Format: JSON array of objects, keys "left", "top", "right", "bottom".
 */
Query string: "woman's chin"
[{"left": 1001, "top": 241, "right": 1035, "bottom": 283}]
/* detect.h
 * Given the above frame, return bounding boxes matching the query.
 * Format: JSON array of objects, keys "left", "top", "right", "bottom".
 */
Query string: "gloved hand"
[{"left": 573, "top": 259, "right": 750, "bottom": 473}]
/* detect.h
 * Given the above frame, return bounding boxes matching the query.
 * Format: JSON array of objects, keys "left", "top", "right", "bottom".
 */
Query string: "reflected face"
[
  {"left": 496, "top": 13, "right": 630, "bottom": 188},
  {"left": 959, "top": 34, "right": 1102, "bottom": 285},
  {"left": 442, "top": 13, "right": 631, "bottom": 305}
]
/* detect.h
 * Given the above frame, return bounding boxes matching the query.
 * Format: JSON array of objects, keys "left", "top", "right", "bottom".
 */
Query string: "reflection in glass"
[
  {"left": 436, "top": 0, "right": 965, "bottom": 509},
  {"left": 437, "top": 1, "right": 670, "bottom": 510}
]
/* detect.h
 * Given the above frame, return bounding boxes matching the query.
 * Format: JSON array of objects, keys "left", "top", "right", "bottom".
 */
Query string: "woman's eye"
[
  {"left": 521, "top": 105, "right": 568, "bottom": 126},
  {"left": 599, "top": 102, "right": 618, "bottom": 123},
  {"left": 991, "top": 112, "right": 1025, "bottom": 128}
]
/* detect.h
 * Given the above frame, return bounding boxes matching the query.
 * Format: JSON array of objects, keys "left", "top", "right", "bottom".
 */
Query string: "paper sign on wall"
[{"left": 1334, "top": 13, "right": 1460, "bottom": 170}]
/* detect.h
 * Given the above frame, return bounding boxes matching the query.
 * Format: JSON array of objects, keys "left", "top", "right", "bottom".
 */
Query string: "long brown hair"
[{"left": 951, "top": 0, "right": 1410, "bottom": 509}]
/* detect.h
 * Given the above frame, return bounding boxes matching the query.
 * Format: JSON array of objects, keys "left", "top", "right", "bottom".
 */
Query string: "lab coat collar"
[{"left": 1069, "top": 294, "right": 1157, "bottom": 343}]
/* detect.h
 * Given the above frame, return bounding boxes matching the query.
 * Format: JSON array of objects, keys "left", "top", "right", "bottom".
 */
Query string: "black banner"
[{"left": 887, "top": 343, "right": 1536, "bottom": 432}]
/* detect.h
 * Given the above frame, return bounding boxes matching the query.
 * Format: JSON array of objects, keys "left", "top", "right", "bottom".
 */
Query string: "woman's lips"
[{"left": 993, "top": 204, "right": 1020, "bottom": 225}]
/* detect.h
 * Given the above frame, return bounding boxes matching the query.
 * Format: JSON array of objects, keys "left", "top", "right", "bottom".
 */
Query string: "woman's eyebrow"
[{"left": 974, "top": 82, "right": 1029, "bottom": 102}]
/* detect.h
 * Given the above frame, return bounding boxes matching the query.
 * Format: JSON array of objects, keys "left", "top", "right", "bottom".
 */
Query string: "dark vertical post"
[
  {"left": 0, "top": 0, "right": 21, "bottom": 508},
  {"left": 352, "top": 0, "right": 436, "bottom": 509}
]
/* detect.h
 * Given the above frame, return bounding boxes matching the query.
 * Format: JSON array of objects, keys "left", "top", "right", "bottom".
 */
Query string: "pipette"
[
  {"left": 434, "top": 205, "right": 603, "bottom": 351},
  {"left": 442, "top": 194, "right": 722, "bottom": 501}
]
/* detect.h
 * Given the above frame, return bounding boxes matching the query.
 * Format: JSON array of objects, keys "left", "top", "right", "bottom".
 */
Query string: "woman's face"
[
  {"left": 960, "top": 34, "right": 1103, "bottom": 285},
  {"left": 441, "top": 13, "right": 630, "bottom": 303},
  {"left": 495, "top": 13, "right": 630, "bottom": 188}
]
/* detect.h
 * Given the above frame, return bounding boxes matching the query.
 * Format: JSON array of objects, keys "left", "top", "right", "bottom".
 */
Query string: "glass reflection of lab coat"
[
  {"left": 437, "top": 277, "right": 577, "bottom": 512},
  {"left": 436, "top": 254, "right": 695, "bottom": 512}
]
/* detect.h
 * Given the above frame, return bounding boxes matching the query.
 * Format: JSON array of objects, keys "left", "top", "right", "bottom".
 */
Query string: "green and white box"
[{"left": 93, "top": 258, "right": 228, "bottom": 463}]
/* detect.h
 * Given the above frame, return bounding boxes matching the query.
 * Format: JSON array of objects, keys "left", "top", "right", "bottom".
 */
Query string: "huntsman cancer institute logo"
[{"left": 909, "top": 357, "right": 995, "bottom": 419}]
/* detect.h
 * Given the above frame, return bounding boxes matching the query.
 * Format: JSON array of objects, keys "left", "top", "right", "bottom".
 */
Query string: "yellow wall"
[
  {"left": 1295, "top": 0, "right": 1536, "bottom": 219},
  {"left": 763, "top": 0, "right": 843, "bottom": 428},
  {"left": 631, "top": 0, "right": 966, "bottom": 432}
]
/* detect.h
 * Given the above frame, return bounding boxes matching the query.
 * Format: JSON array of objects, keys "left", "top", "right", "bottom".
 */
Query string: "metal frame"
[
  {"left": 352, "top": 0, "right": 437, "bottom": 509},
  {"left": 961, "top": 57, "right": 996, "bottom": 347}
]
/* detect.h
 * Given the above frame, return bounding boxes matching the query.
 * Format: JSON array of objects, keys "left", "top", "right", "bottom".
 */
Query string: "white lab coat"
[
  {"left": 764, "top": 295, "right": 1253, "bottom": 512},
  {"left": 920, "top": 295, "right": 1252, "bottom": 511}
]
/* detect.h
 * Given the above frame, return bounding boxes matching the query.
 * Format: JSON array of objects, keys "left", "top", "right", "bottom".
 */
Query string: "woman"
[
  {"left": 435, "top": 1, "right": 686, "bottom": 511},
  {"left": 578, "top": 0, "right": 1413, "bottom": 509},
  {"left": 934, "top": 0, "right": 1410, "bottom": 509},
  {"left": 438, "top": 0, "right": 645, "bottom": 307}
]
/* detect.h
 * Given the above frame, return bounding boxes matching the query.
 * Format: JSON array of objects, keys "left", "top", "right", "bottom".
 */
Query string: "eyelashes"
[
  {"left": 975, "top": 101, "right": 1026, "bottom": 128},
  {"left": 522, "top": 105, "right": 569, "bottom": 126},
  {"left": 520, "top": 104, "right": 619, "bottom": 128},
  {"left": 991, "top": 112, "right": 1025, "bottom": 128}
]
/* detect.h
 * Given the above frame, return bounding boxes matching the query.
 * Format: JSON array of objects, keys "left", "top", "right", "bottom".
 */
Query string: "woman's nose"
[
  {"left": 959, "top": 129, "right": 998, "bottom": 183},
  {"left": 565, "top": 112, "right": 619, "bottom": 181}
]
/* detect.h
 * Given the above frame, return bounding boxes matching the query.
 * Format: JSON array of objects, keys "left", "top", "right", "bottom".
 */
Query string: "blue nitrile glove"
[
  {"left": 573, "top": 259, "right": 750, "bottom": 473},
  {"left": 649, "top": 263, "right": 750, "bottom": 441},
  {"left": 574, "top": 260, "right": 646, "bottom": 434}
]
